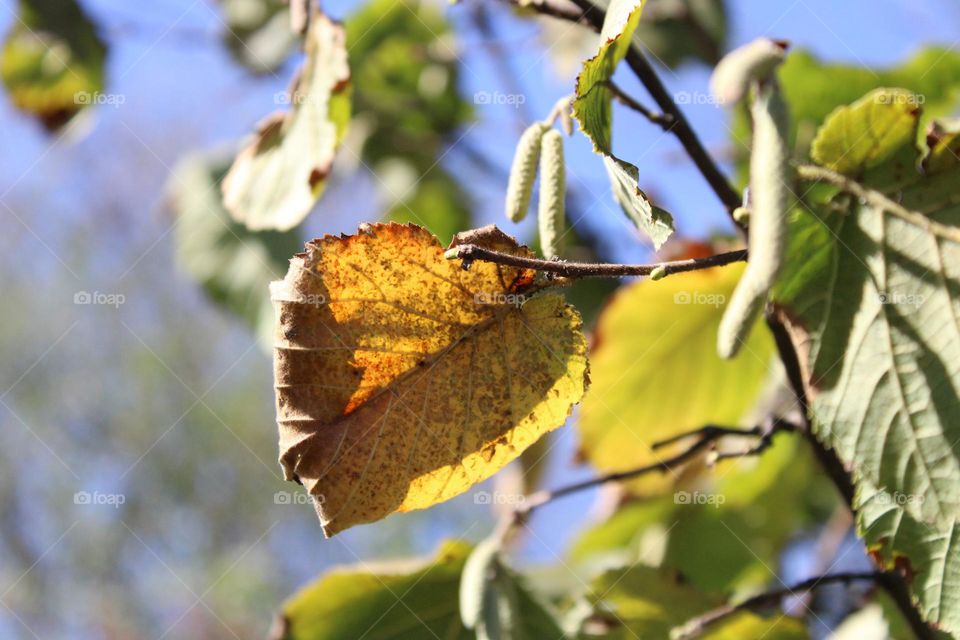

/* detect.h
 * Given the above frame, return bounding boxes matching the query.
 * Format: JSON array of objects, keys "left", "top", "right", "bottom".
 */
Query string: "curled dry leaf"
[
  {"left": 270, "top": 223, "right": 589, "bottom": 536},
  {"left": 222, "top": 11, "right": 350, "bottom": 231}
]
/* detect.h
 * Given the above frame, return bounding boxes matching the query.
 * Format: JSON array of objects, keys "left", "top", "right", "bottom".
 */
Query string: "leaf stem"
[
  {"left": 673, "top": 571, "right": 883, "bottom": 639},
  {"left": 796, "top": 163, "right": 960, "bottom": 243},
  {"left": 447, "top": 245, "right": 747, "bottom": 279}
]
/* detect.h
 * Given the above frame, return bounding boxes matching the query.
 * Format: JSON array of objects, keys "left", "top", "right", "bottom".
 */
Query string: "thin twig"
[
  {"left": 796, "top": 163, "right": 960, "bottom": 243},
  {"left": 715, "top": 417, "right": 797, "bottom": 461},
  {"left": 604, "top": 80, "right": 674, "bottom": 129},
  {"left": 652, "top": 418, "right": 796, "bottom": 462},
  {"left": 652, "top": 424, "right": 763, "bottom": 449},
  {"left": 674, "top": 572, "right": 882, "bottom": 639},
  {"left": 447, "top": 245, "right": 746, "bottom": 278},
  {"left": 513, "top": 420, "right": 794, "bottom": 521}
]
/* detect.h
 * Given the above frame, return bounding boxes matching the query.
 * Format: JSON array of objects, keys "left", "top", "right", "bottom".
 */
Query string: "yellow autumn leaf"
[{"left": 271, "top": 223, "right": 588, "bottom": 536}]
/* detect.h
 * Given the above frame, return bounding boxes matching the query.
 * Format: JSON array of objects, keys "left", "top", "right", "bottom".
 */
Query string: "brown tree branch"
[
  {"left": 446, "top": 245, "right": 746, "bottom": 278},
  {"left": 674, "top": 572, "right": 882, "bottom": 639}
]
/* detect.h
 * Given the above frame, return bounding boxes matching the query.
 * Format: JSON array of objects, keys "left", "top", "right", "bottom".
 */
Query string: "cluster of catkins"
[
  {"left": 504, "top": 98, "right": 573, "bottom": 259},
  {"left": 500, "top": 42, "right": 791, "bottom": 362}
]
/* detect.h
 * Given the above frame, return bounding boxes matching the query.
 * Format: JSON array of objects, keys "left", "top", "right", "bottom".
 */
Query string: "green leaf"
[
  {"left": 222, "top": 12, "right": 351, "bottom": 231},
  {"left": 577, "top": 263, "right": 775, "bottom": 496},
  {"left": 603, "top": 156, "right": 674, "bottom": 248},
  {"left": 275, "top": 541, "right": 562, "bottom": 640},
  {"left": 346, "top": 0, "right": 470, "bottom": 149},
  {"left": 219, "top": 0, "right": 299, "bottom": 74},
  {"left": 577, "top": 564, "right": 809, "bottom": 639},
  {"left": 572, "top": 0, "right": 675, "bottom": 248},
  {"left": 460, "top": 537, "right": 522, "bottom": 640},
  {"left": 170, "top": 150, "right": 301, "bottom": 346},
  {"left": 809, "top": 88, "right": 918, "bottom": 175},
  {"left": 774, "top": 88, "right": 960, "bottom": 634},
  {"left": 0, "top": 0, "right": 106, "bottom": 130}
]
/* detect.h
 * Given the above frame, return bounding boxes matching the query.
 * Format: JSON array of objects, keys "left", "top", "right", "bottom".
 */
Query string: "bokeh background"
[{"left": 1, "top": 0, "right": 959, "bottom": 637}]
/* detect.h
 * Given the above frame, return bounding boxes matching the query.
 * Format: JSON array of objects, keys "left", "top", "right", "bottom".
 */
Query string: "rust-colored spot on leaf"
[{"left": 893, "top": 553, "right": 917, "bottom": 584}]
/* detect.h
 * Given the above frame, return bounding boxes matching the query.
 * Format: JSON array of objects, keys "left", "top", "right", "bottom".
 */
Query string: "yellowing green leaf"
[
  {"left": 776, "top": 90, "right": 960, "bottom": 634},
  {"left": 577, "top": 263, "right": 775, "bottom": 495},
  {"left": 223, "top": 12, "right": 351, "bottom": 231},
  {"left": 275, "top": 541, "right": 562, "bottom": 640},
  {"left": 271, "top": 223, "right": 588, "bottom": 536},
  {"left": 810, "top": 88, "right": 918, "bottom": 175},
  {"left": 572, "top": 0, "right": 675, "bottom": 248},
  {"left": 0, "top": 0, "right": 106, "bottom": 130}
]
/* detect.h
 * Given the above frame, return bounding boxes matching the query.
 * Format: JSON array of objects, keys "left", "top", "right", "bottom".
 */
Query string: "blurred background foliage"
[{"left": 1, "top": 0, "right": 960, "bottom": 637}]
